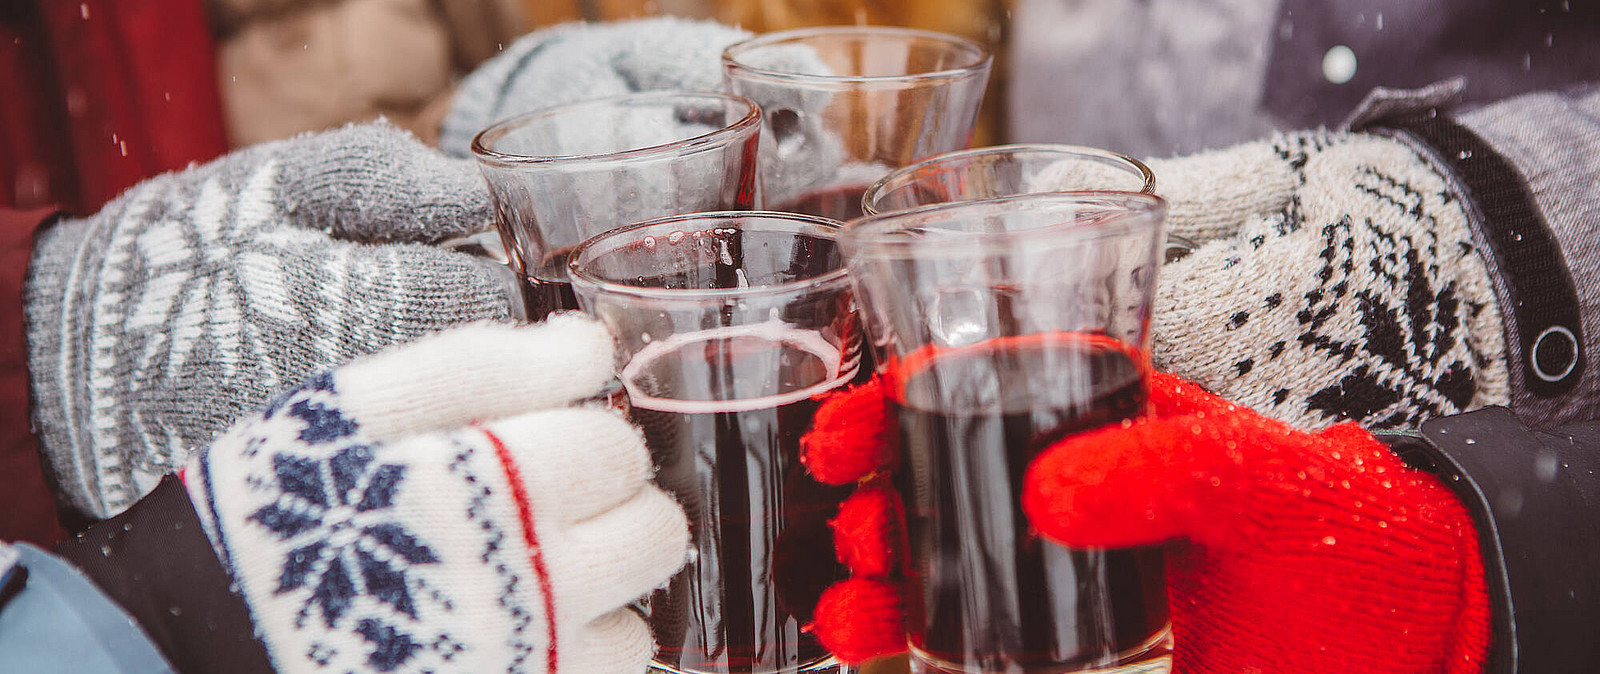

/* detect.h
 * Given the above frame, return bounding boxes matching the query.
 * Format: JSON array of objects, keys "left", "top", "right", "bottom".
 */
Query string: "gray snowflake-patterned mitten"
[
  {"left": 1143, "top": 130, "right": 1510, "bottom": 430},
  {"left": 25, "top": 121, "right": 517, "bottom": 521},
  {"left": 186, "top": 316, "right": 688, "bottom": 673}
]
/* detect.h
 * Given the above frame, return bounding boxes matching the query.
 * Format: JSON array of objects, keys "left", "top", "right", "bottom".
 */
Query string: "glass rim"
[
  {"left": 842, "top": 191, "right": 1168, "bottom": 257},
  {"left": 721, "top": 25, "right": 992, "bottom": 87},
  {"left": 861, "top": 143, "right": 1158, "bottom": 216},
  {"left": 470, "top": 91, "right": 762, "bottom": 168},
  {"left": 567, "top": 210, "right": 851, "bottom": 301}
]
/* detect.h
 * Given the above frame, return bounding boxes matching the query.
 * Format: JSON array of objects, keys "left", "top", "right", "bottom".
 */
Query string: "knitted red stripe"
[{"left": 480, "top": 425, "right": 559, "bottom": 673}]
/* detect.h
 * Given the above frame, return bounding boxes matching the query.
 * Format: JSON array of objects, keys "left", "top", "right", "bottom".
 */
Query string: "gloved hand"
[
  {"left": 438, "top": 17, "right": 753, "bottom": 157},
  {"left": 25, "top": 121, "right": 517, "bottom": 520},
  {"left": 1024, "top": 371, "right": 1490, "bottom": 673},
  {"left": 186, "top": 316, "right": 689, "bottom": 673},
  {"left": 1143, "top": 130, "right": 1509, "bottom": 431},
  {"left": 804, "top": 372, "right": 1491, "bottom": 674},
  {"left": 440, "top": 17, "right": 851, "bottom": 211}
]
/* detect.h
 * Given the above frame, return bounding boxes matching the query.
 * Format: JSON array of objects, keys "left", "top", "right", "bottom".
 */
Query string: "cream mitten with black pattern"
[
  {"left": 25, "top": 121, "right": 518, "bottom": 520},
  {"left": 1144, "top": 131, "right": 1510, "bottom": 430},
  {"left": 186, "top": 317, "right": 688, "bottom": 673}
]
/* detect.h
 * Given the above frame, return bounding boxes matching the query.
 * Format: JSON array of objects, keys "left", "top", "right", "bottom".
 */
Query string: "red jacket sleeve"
[{"left": 2, "top": 207, "right": 66, "bottom": 546}]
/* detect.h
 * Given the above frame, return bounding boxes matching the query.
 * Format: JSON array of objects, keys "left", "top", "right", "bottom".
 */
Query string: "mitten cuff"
[
  {"left": 2, "top": 207, "right": 67, "bottom": 545},
  {"left": 22, "top": 216, "right": 102, "bottom": 520}
]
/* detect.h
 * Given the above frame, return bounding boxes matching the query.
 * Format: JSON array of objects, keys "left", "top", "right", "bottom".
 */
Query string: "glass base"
[
  {"left": 909, "top": 626, "right": 1173, "bottom": 674},
  {"left": 649, "top": 657, "right": 852, "bottom": 674}
]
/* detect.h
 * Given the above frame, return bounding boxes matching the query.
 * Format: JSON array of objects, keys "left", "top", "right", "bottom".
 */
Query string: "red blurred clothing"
[
  {"left": 1, "top": 0, "right": 227, "bottom": 215},
  {"left": 0, "top": 0, "right": 227, "bottom": 544}
]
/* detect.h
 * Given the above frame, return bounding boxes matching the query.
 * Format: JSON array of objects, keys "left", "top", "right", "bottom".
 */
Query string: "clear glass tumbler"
[
  {"left": 472, "top": 92, "right": 761, "bottom": 320},
  {"left": 722, "top": 26, "right": 991, "bottom": 221},
  {"left": 861, "top": 144, "right": 1155, "bottom": 215},
  {"left": 568, "top": 212, "right": 862, "bottom": 674},
  {"left": 840, "top": 192, "right": 1173, "bottom": 674}
]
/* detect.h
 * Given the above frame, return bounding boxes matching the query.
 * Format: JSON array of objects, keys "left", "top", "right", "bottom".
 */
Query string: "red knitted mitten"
[
  {"left": 1023, "top": 372, "right": 1491, "bottom": 674},
  {"left": 800, "top": 377, "right": 911, "bottom": 663},
  {"left": 805, "top": 371, "right": 1491, "bottom": 673}
]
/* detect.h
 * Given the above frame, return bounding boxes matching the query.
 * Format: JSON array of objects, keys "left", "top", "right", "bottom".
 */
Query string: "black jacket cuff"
[
  {"left": 1382, "top": 407, "right": 1600, "bottom": 674},
  {"left": 53, "top": 475, "right": 273, "bottom": 674}
]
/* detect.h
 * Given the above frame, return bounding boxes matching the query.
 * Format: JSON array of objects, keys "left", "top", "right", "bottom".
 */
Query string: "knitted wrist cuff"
[{"left": 21, "top": 216, "right": 100, "bottom": 520}]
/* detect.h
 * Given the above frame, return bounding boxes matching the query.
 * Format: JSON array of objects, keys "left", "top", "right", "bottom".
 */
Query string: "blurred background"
[
  {"left": 0, "top": 0, "right": 1013, "bottom": 217},
  {"left": 12, "top": 0, "right": 1588, "bottom": 217}
]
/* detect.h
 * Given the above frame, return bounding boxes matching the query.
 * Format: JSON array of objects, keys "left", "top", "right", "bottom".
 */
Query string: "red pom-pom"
[
  {"left": 801, "top": 377, "right": 895, "bottom": 485},
  {"left": 811, "top": 578, "right": 906, "bottom": 664},
  {"left": 830, "top": 482, "right": 906, "bottom": 577}
]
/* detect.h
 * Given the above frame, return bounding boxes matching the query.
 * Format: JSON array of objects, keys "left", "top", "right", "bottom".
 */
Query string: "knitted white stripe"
[
  {"left": 53, "top": 191, "right": 157, "bottom": 515},
  {"left": 314, "top": 248, "right": 352, "bottom": 366},
  {"left": 84, "top": 185, "right": 174, "bottom": 509}
]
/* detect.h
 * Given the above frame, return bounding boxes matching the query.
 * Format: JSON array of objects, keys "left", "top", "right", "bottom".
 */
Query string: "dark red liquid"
[
  {"left": 516, "top": 248, "right": 578, "bottom": 319},
  {"left": 628, "top": 331, "right": 853, "bottom": 673},
  {"left": 773, "top": 183, "right": 871, "bottom": 222},
  {"left": 893, "top": 337, "right": 1169, "bottom": 672}
]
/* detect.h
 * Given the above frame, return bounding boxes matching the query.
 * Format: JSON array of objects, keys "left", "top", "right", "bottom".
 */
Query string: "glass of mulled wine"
[
  {"left": 722, "top": 26, "right": 991, "bottom": 222},
  {"left": 471, "top": 92, "right": 761, "bottom": 320},
  {"left": 840, "top": 191, "right": 1172, "bottom": 674},
  {"left": 860, "top": 144, "right": 1155, "bottom": 216},
  {"left": 568, "top": 211, "right": 862, "bottom": 674}
]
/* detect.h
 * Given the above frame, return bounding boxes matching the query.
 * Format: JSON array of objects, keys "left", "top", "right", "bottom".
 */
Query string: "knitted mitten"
[
  {"left": 1023, "top": 371, "right": 1490, "bottom": 674},
  {"left": 804, "top": 372, "right": 1491, "bottom": 674},
  {"left": 25, "top": 121, "right": 516, "bottom": 520},
  {"left": 443, "top": 17, "right": 853, "bottom": 210},
  {"left": 438, "top": 17, "right": 753, "bottom": 157},
  {"left": 186, "top": 316, "right": 689, "bottom": 673},
  {"left": 1145, "top": 131, "right": 1509, "bottom": 430}
]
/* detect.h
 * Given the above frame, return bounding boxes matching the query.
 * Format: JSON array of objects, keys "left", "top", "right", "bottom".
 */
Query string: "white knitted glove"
[
  {"left": 1142, "top": 131, "right": 1510, "bottom": 429},
  {"left": 25, "top": 122, "right": 517, "bottom": 520},
  {"left": 185, "top": 316, "right": 688, "bottom": 673}
]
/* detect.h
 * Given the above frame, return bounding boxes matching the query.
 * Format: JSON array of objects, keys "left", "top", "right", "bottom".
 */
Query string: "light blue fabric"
[{"left": 0, "top": 543, "right": 173, "bottom": 674}]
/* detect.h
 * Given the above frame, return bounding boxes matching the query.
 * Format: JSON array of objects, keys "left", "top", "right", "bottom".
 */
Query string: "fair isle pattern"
[
  {"left": 190, "top": 375, "right": 552, "bottom": 673},
  {"left": 1153, "top": 132, "right": 1510, "bottom": 431},
  {"left": 446, "top": 439, "right": 540, "bottom": 670},
  {"left": 28, "top": 136, "right": 511, "bottom": 519}
]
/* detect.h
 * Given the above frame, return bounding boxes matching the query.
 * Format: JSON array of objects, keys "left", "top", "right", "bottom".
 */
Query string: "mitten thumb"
[
  {"left": 274, "top": 122, "right": 490, "bottom": 243},
  {"left": 1146, "top": 132, "right": 1324, "bottom": 244},
  {"left": 1022, "top": 408, "right": 1274, "bottom": 549}
]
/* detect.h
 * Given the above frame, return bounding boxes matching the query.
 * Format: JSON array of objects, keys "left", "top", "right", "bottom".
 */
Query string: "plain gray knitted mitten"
[
  {"left": 1144, "top": 131, "right": 1510, "bottom": 430},
  {"left": 439, "top": 17, "right": 753, "bottom": 157},
  {"left": 26, "top": 122, "right": 515, "bottom": 520}
]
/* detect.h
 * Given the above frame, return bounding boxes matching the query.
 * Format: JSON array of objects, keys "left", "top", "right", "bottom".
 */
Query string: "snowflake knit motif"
[{"left": 190, "top": 373, "right": 502, "bottom": 673}]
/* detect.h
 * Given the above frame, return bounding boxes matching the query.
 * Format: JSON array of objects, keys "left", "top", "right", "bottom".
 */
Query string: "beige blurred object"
[
  {"left": 861, "top": 653, "right": 912, "bottom": 673},
  {"left": 518, "top": 0, "right": 1011, "bottom": 144},
  {"left": 212, "top": 0, "right": 523, "bottom": 147}
]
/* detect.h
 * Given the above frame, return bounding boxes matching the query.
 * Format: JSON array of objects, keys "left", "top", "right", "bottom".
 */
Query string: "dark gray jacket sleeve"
[
  {"left": 1457, "top": 88, "right": 1600, "bottom": 427},
  {"left": 1383, "top": 407, "right": 1600, "bottom": 674},
  {"left": 1353, "top": 86, "right": 1600, "bottom": 431}
]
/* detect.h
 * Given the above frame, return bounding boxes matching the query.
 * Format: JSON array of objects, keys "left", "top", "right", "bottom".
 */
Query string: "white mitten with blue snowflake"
[{"left": 184, "top": 315, "right": 688, "bottom": 673}]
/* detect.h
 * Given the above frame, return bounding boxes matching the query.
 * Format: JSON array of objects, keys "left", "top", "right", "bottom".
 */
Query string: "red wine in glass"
[
  {"left": 893, "top": 335, "right": 1170, "bottom": 673},
  {"left": 772, "top": 183, "right": 871, "bottom": 222},
  {"left": 627, "top": 325, "right": 855, "bottom": 674},
  {"left": 515, "top": 247, "right": 579, "bottom": 319}
]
